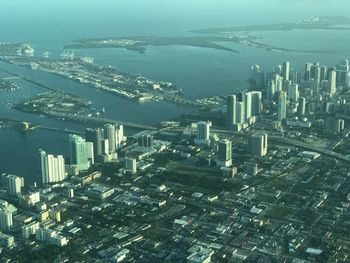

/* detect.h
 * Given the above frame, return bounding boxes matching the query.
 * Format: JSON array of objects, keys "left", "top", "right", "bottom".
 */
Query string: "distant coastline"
[
  {"left": 64, "top": 16, "right": 350, "bottom": 54},
  {"left": 190, "top": 15, "right": 350, "bottom": 34}
]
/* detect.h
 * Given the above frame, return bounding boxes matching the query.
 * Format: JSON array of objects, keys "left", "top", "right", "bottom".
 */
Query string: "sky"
[{"left": 1, "top": 0, "right": 350, "bottom": 42}]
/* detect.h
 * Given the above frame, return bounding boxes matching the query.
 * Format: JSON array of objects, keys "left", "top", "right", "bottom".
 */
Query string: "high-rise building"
[
  {"left": 102, "top": 139, "right": 109, "bottom": 155},
  {"left": 310, "top": 79, "right": 320, "bottom": 95},
  {"left": 236, "top": 102, "right": 245, "bottom": 124},
  {"left": 250, "top": 132, "right": 268, "bottom": 157},
  {"left": 195, "top": 121, "right": 211, "bottom": 146},
  {"left": 244, "top": 162, "right": 259, "bottom": 176},
  {"left": 39, "top": 149, "right": 66, "bottom": 184},
  {"left": 324, "top": 117, "right": 345, "bottom": 135},
  {"left": 320, "top": 65, "right": 328, "bottom": 81},
  {"left": 298, "top": 97, "right": 306, "bottom": 116},
  {"left": 86, "top": 142, "right": 94, "bottom": 165},
  {"left": 69, "top": 134, "right": 93, "bottom": 171},
  {"left": 0, "top": 201, "right": 15, "bottom": 232},
  {"left": 6, "top": 174, "right": 23, "bottom": 196},
  {"left": 35, "top": 228, "right": 68, "bottom": 247},
  {"left": 124, "top": 158, "right": 137, "bottom": 174},
  {"left": 267, "top": 80, "right": 276, "bottom": 102},
  {"left": 217, "top": 139, "right": 232, "bottom": 167},
  {"left": 251, "top": 91, "right": 262, "bottom": 115},
  {"left": 282, "top": 61, "right": 290, "bottom": 81},
  {"left": 115, "top": 124, "right": 125, "bottom": 149},
  {"left": 85, "top": 128, "right": 103, "bottom": 161},
  {"left": 275, "top": 65, "right": 282, "bottom": 75},
  {"left": 226, "top": 95, "right": 236, "bottom": 128},
  {"left": 104, "top": 124, "right": 116, "bottom": 154},
  {"left": 276, "top": 78, "right": 283, "bottom": 92},
  {"left": 346, "top": 72, "right": 350, "bottom": 88},
  {"left": 304, "top": 63, "right": 312, "bottom": 81},
  {"left": 328, "top": 70, "right": 337, "bottom": 95},
  {"left": 22, "top": 221, "right": 40, "bottom": 239},
  {"left": 311, "top": 63, "right": 321, "bottom": 83},
  {"left": 244, "top": 92, "right": 252, "bottom": 120},
  {"left": 138, "top": 135, "right": 154, "bottom": 148},
  {"left": 289, "top": 69, "right": 301, "bottom": 83},
  {"left": 250, "top": 64, "right": 266, "bottom": 88},
  {"left": 0, "top": 232, "right": 14, "bottom": 248},
  {"left": 338, "top": 59, "right": 349, "bottom": 84},
  {"left": 271, "top": 73, "right": 283, "bottom": 92},
  {"left": 287, "top": 83, "right": 299, "bottom": 102},
  {"left": 278, "top": 91, "right": 287, "bottom": 121},
  {"left": 0, "top": 211, "right": 12, "bottom": 232}
]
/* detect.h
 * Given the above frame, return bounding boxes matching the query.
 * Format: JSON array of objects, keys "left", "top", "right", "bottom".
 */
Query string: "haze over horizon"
[{"left": 1, "top": 0, "right": 350, "bottom": 42}]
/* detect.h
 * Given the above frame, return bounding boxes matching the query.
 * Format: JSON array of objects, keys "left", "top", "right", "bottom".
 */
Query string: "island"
[
  {"left": 64, "top": 35, "right": 296, "bottom": 54},
  {"left": 14, "top": 91, "right": 93, "bottom": 120}
]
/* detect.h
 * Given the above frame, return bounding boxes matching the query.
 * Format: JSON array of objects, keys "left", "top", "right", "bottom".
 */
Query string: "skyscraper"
[
  {"left": 39, "top": 149, "right": 66, "bottom": 184},
  {"left": 102, "top": 139, "right": 109, "bottom": 155},
  {"left": 6, "top": 174, "right": 23, "bottom": 196},
  {"left": 138, "top": 135, "right": 154, "bottom": 148},
  {"left": 124, "top": 158, "right": 137, "bottom": 174},
  {"left": 304, "top": 63, "right": 312, "bottom": 81},
  {"left": 310, "top": 79, "right": 320, "bottom": 95},
  {"left": 226, "top": 95, "right": 236, "bottom": 128},
  {"left": 320, "top": 65, "right": 328, "bottom": 81},
  {"left": 346, "top": 72, "right": 350, "bottom": 88},
  {"left": 251, "top": 91, "right": 262, "bottom": 115},
  {"left": 287, "top": 83, "right": 299, "bottom": 102},
  {"left": 69, "top": 134, "right": 93, "bottom": 171},
  {"left": 282, "top": 61, "right": 290, "bottom": 81},
  {"left": 328, "top": 70, "right": 337, "bottom": 94},
  {"left": 0, "top": 201, "right": 15, "bottom": 232},
  {"left": 217, "top": 139, "right": 232, "bottom": 167},
  {"left": 324, "top": 117, "right": 345, "bottom": 135},
  {"left": 104, "top": 124, "right": 116, "bottom": 154},
  {"left": 289, "top": 69, "right": 301, "bottom": 83},
  {"left": 298, "top": 97, "right": 306, "bottom": 116},
  {"left": 115, "top": 124, "right": 125, "bottom": 149},
  {"left": 275, "top": 64, "right": 282, "bottom": 75},
  {"left": 244, "top": 92, "right": 252, "bottom": 120},
  {"left": 267, "top": 80, "right": 276, "bottom": 102},
  {"left": 278, "top": 91, "right": 287, "bottom": 121},
  {"left": 250, "top": 132, "right": 268, "bottom": 157},
  {"left": 310, "top": 63, "right": 321, "bottom": 83},
  {"left": 195, "top": 121, "right": 211, "bottom": 146},
  {"left": 85, "top": 128, "right": 103, "bottom": 161},
  {"left": 236, "top": 102, "right": 245, "bottom": 124}
]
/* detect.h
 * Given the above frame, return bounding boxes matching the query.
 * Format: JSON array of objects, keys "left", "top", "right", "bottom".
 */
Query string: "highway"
[
  {"left": 38, "top": 126, "right": 85, "bottom": 135},
  {"left": 1, "top": 77, "right": 21, "bottom": 80},
  {"left": 269, "top": 136, "right": 350, "bottom": 163},
  {"left": 327, "top": 127, "right": 350, "bottom": 150},
  {"left": 203, "top": 126, "right": 350, "bottom": 163},
  {"left": 45, "top": 111, "right": 158, "bottom": 131}
]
